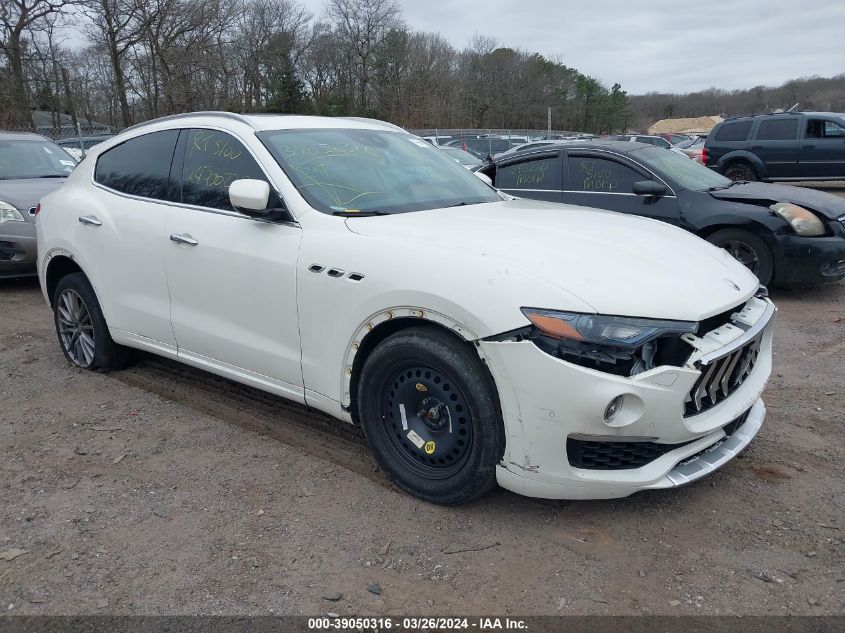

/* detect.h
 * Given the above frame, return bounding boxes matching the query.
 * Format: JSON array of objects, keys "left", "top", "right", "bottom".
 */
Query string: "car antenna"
[{"left": 787, "top": 102, "right": 800, "bottom": 112}]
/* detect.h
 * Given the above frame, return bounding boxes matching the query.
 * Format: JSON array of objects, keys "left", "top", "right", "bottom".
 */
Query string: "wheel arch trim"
[
  {"left": 339, "top": 307, "right": 485, "bottom": 421},
  {"left": 715, "top": 150, "right": 768, "bottom": 179}
]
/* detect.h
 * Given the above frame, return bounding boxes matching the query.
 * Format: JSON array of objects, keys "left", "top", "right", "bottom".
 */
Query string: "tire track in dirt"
[{"left": 112, "top": 353, "right": 389, "bottom": 487}]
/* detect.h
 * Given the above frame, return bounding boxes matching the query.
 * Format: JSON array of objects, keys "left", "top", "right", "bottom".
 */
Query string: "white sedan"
[{"left": 36, "top": 113, "right": 774, "bottom": 504}]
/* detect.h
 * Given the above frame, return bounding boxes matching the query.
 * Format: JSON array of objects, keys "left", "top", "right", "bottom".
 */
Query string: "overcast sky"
[{"left": 300, "top": 0, "right": 845, "bottom": 94}]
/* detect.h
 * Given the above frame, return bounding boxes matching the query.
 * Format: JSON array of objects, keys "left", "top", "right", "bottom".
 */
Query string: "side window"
[
  {"left": 181, "top": 129, "right": 273, "bottom": 211},
  {"left": 807, "top": 119, "right": 845, "bottom": 139},
  {"left": 94, "top": 130, "right": 179, "bottom": 200},
  {"left": 496, "top": 155, "right": 562, "bottom": 191},
  {"left": 567, "top": 156, "right": 643, "bottom": 193},
  {"left": 755, "top": 119, "right": 798, "bottom": 140},
  {"left": 714, "top": 121, "right": 752, "bottom": 142}
]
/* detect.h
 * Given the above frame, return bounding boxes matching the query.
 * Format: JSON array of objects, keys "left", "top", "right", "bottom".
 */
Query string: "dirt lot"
[{"left": 1, "top": 274, "right": 843, "bottom": 616}]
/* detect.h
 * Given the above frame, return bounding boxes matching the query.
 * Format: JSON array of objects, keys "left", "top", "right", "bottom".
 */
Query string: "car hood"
[
  {"left": 708, "top": 182, "right": 845, "bottom": 220},
  {"left": 345, "top": 199, "right": 759, "bottom": 322},
  {"left": 0, "top": 178, "right": 67, "bottom": 223}
]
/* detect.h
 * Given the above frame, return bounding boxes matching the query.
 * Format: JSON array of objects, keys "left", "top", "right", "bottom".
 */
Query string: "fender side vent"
[
  {"left": 327, "top": 268, "right": 345, "bottom": 277},
  {"left": 347, "top": 273, "right": 365, "bottom": 282},
  {"left": 308, "top": 264, "right": 325, "bottom": 273}
]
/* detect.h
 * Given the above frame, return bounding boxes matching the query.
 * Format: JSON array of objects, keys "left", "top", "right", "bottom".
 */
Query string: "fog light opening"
[{"left": 604, "top": 395, "right": 624, "bottom": 423}]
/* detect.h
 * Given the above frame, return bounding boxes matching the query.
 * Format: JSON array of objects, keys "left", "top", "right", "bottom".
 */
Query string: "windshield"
[
  {"left": 259, "top": 129, "right": 501, "bottom": 215},
  {"left": 633, "top": 146, "right": 732, "bottom": 191},
  {"left": 0, "top": 140, "right": 76, "bottom": 179}
]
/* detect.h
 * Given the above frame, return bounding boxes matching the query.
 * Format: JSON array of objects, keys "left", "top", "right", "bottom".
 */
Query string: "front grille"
[
  {"left": 685, "top": 333, "right": 763, "bottom": 416},
  {"left": 567, "top": 411, "right": 751, "bottom": 471},
  {"left": 567, "top": 438, "right": 695, "bottom": 470}
]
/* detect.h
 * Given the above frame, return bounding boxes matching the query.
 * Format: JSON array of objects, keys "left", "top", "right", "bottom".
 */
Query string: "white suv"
[{"left": 36, "top": 112, "right": 775, "bottom": 504}]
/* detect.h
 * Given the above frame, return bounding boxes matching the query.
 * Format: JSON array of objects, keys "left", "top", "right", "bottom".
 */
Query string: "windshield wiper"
[
  {"left": 706, "top": 180, "right": 743, "bottom": 191},
  {"left": 332, "top": 210, "right": 388, "bottom": 217}
]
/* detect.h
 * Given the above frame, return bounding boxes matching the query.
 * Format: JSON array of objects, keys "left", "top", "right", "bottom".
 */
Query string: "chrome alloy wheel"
[{"left": 57, "top": 288, "right": 95, "bottom": 367}]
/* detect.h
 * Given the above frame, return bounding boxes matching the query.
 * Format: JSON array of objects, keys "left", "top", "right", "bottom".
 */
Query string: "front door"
[
  {"left": 800, "top": 118, "right": 845, "bottom": 179},
  {"left": 561, "top": 151, "right": 681, "bottom": 225},
  {"left": 164, "top": 128, "right": 304, "bottom": 398}
]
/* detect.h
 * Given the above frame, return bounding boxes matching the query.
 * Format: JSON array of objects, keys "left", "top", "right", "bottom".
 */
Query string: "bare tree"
[
  {"left": 0, "top": 0, "right": 81, "bottom": 127},
  {"left": 326, "top": 0, "right": 400, "bottom": 115}
]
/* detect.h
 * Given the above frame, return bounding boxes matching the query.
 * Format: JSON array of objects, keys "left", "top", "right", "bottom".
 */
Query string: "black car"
[
  {"left": 705, "top": 112, "right": 845, "bottom": 181},
  {"left": 479, "top": 141, "right": 845, "bottom": 286}
]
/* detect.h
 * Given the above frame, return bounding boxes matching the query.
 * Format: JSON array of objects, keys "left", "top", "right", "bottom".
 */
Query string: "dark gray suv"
[{"left": 704, "top": 112, "right": 845, "bottom": 181}]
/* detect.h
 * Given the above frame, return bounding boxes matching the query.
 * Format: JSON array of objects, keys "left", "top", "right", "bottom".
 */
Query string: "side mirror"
[
  {"left": 474, "top": 171, "right": 493, "bottom": 186},
  {"left": 229, "top": 178, "right": 292, "bottom": 222},
  {"left": 230, "top": 178, "right": 270, "bottom": 212},
  {"left": 632, "top": 180, "right": 667, "bottom": 197}
]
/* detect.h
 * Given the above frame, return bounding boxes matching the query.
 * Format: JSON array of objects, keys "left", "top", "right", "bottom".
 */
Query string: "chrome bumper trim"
[
  {"left": 699, "top": 299, "right": 775, "bottom": 364},
  {"left": 666, "top": 399, "right": 764, "bottom": 486}
]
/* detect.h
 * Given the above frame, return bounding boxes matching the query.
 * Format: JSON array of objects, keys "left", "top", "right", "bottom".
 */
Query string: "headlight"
[
  {"left": 520, "top": 308, "right": 699, "bottom": 376},
  {"left": 770, "top": 202, "right": 825, "bottom": 236},
  {"left": 520, "top": 308, "right": 698, "bottom": 348},
  {"left": 0, "top": 201, "right": 26, "bottom": 223}
]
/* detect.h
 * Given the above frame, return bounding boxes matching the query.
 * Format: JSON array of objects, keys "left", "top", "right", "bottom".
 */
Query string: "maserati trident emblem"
[{"left": 725, "top": 278, "right": 741, "bottom": 291}]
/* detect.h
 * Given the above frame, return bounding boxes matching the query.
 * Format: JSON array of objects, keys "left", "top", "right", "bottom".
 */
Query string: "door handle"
[
  {"left": 169, "top": 233, "right": 198, "bottom": 246},
  {"left": 78, "top": 215, "right": 102, "bottom": 226},
  {"left": 802, "top": 144, "right": 816, "bottom": 149}
]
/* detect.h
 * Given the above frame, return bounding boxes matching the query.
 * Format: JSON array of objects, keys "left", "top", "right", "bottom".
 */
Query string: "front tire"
[
  {"left": 706, "top": 228, "right": 774, "bottom": 286},
  {"left": 357, "top": 326, "right": 504, "bottom": 504},
  {"left": 53, "top": 273, "right": 131, "bottom": 371}
]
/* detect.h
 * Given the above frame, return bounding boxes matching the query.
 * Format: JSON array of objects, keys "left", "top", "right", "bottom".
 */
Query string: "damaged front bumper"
[{"left": 478, "top": 296, "right": 775, "bottom": 500}]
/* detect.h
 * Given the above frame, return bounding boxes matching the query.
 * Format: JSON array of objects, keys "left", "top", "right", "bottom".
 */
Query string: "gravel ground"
[{"left": 1, "top": 275, "right": 843, "bottom": 617}]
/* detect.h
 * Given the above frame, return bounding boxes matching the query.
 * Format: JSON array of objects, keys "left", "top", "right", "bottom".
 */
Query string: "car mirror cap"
[
  {"left": 632, "top": 180, "right": 667, "bottom": 196},
  {"left": 229, "top": 178, "right": 270, "bottom": 211},
  {"left": 474, "top": 171, "right": 493, "bottom": 186}
]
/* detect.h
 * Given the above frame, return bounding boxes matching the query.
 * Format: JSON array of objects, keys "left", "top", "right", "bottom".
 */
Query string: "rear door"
[
  {"left": 490, "top": 151, "right": 563, "bottom": 203},
  {"left": 561, "top": 150, "right": 681, "bottom": 225},
  {"left": 749, "top": 117, "right": 799, "bottom": 178},
  {"left": 83, "top": 129, "right": 180, "bottom": 350},
  {"left": 163, "top": 127, "right": 304, "bottom": 398},
  {"left": 800, "top": 117, "right": 845, "bottom": 178}
]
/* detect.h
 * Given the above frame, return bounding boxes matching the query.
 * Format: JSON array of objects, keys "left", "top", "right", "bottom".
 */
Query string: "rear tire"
[
  {"left": 723, "top": 161, "right": 757, "bottom": 182},
  {"left": 53, "top": 273, "right": 131, "bottom": 372},
  {"left": 706, "top": 228, "right": 774, "bottom": 286},
  {"left": 357, "top": 326, "right": 504, "bottom": 505}
]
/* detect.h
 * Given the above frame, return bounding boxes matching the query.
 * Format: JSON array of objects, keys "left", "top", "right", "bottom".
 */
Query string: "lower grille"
[
  {"left": 567, "top": 411, "right": 751, "bottom": 471},
  {"left": 685, "top": 333, "right": 763, "bottom": 416},
  {"left": 567, "top": 438, "right": 695, "bottom": 470}
]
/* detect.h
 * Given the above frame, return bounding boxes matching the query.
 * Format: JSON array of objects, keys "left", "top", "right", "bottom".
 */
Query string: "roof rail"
[
  {"left": 723, "top": 110, "right": 805, "bottom": 121},
  {"left": 122, "top": 111, "right": 259, "bottom": 133}
]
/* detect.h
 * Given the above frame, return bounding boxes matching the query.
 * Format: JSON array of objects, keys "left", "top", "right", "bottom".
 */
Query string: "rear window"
[
  {"left": 714, "top": 121, "right": 752, "bottom": 142},
  {"left": 496, "top": 155, "right": 562, "bottom": 191},
  {"left": 95, "top": 130, "right": 178, "bottom": 200},
  {"left": 755, "top": 119, "right": 798, "bottom": 140}
]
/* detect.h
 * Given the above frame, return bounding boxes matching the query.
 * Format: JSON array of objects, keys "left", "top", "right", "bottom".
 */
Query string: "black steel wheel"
[
  {"left": 357, "top": 326, "right": 504, "bottom": 504},
  {"left": 52, "top": 272, "right": 131, "bottom": 372},
  {"left": 382, "top": 364, "right": 473, "bottom": 479},
  {"left": 706, "top": 228, "right": 774, "bottom": 285}
]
